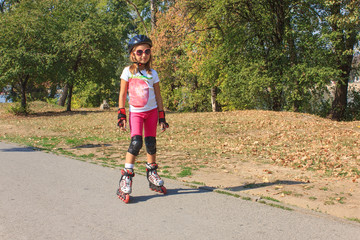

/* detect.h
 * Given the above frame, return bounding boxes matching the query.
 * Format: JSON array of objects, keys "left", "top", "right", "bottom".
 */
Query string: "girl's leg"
[
  {"left": 146, "top": 153, "right": 156, "bottom": 164},
  {"left": 125, "top": 152, "right": 136, "bottom": 165},
  {"left": 143, "top": 108, "right": 158, "bottom": 163},
  {"left": 143, "top": 109, "right": 165, "bottom": 193},
  {"left": 126, "top": 111, "right": 145, "bottom": 165},
  {"left": 118, "top": 112, "right": 145, "bottom": 201}
]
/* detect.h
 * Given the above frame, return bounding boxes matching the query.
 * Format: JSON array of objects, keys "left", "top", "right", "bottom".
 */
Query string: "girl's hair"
[{"left": 129, "top": 44, "right": 152, "bottom": 75}]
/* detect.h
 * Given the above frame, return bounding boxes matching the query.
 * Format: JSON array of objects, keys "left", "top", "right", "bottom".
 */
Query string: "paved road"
[{"left": 0, "top": 141, "right": 359, "bottom": 240}]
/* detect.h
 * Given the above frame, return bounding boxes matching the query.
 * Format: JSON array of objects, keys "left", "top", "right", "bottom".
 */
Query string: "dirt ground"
[{"left": 178, "top": 160, "right": 360, "bottom": 220}]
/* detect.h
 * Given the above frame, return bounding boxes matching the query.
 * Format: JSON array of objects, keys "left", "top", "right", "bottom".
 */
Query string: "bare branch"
[{"left": 125, "top": 0, "right": 149, "bottom": 35}]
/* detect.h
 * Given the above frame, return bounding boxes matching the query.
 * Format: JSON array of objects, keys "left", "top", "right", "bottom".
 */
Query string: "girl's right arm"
[
  {"left": 118, "top": 79, "right": 128, "bottom": 131},
  {"left": 118, "top": 79, "right": 128, "bottom": 109}
]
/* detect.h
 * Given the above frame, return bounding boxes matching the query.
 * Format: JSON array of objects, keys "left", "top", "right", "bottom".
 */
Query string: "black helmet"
[{"left": 127, "top": 35, "right": 152, "bottom": 53}]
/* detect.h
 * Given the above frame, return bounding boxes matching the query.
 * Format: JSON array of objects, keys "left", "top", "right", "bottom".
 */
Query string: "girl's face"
[{"left": 133, "top": 44, "right": 151, "bottom": 65}]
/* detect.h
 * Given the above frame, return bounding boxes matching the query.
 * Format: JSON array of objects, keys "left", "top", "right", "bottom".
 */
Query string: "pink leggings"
[{"left": 129, "top": 108, "right": 158, "bottom": 137}]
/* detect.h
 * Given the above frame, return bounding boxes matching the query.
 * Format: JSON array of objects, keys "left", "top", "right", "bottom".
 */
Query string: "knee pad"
[
  {"left": 128, "top": 135, "right": 143, "bottom": 156},
  {"left": 145, "top": 136, "right": 156, "bottom": 155}
]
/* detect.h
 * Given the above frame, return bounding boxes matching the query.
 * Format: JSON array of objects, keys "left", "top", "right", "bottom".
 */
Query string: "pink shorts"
[{"left": 129, "top": 108, "right": 158, "bottom": 137}]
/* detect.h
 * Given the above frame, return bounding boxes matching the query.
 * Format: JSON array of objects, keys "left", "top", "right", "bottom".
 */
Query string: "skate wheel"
[
  {"left": 123, "top": 194, "right": 130, "bottom": 203},
  {"left": 161, "top": 186, "right": 167, "bottom": 194},
  {"left": 117, "top": 189, "right": 130, "bottom": 203},
  {"left": 118, "top": 193, "right": 130, "bottom": 203}
]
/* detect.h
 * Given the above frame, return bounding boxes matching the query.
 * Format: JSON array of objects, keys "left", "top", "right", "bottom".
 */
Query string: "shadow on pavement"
[
  {"left": 0, "top": 146, "right": 35, "bottom": 152},
  {"left": 130, "top": 187, "right": 214, "bottom": 203}
]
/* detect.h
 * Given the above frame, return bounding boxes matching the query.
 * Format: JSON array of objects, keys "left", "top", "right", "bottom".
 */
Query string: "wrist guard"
[
  {"left": 158, "top": 110, "right": 169, "bottom": 128},
  {"left": 118, "top": 108, "right": 126, "bottom": 127}
]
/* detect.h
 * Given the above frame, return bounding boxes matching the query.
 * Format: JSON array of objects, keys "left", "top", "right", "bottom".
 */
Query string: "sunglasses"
[{"left": 135, "top": 48, "right": 151, "bottom": 56}]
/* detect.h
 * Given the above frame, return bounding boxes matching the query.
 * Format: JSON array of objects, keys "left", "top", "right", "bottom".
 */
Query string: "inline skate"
[
  {"left": 146, "top": 163, "right": 166, "bottom": 194},
  {"left": 116, "top": 168, "right": 135, "bottom": 203}
]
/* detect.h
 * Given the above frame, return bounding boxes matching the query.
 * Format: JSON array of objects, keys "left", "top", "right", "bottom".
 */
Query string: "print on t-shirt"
[{"left": 128, "top": 76, "right": 150, "bottom": 108}]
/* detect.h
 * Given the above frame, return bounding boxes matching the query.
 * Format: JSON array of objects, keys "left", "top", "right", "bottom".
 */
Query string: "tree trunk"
[
  {"left": 330, "top": 77, "right": 348, "bottom": 121},
  {"left": 19, "top": 74, "right": 29, "bottom": 112},
  {"left": 150, "top": 0, "right": 157, "bottom": 32},
  {"left": 272, "top": 91, "right": 282, "bottom": 111},
  {"left": 269, "top": 0, "right": 286, "bottom": 111},
  {"left": 330, "top": 54, "right": 353, "bottom": 121},
  {"left": 66, "top": 83, "right": 73, "bottom": 112},
  {"left": 65, "top": 51, "right": 82, "bottom": 112},
  {"left": 328, "top": 3, "right": 357, "bottom": 121},
  {"left": 58, "top": 83, "right": 68, "bottom": 106},
  {"left": 211, "top": 87, "right": 220, "bottom": 112},
  {"left": 286, "top": 10, "right": 300, "bottom": 112}
]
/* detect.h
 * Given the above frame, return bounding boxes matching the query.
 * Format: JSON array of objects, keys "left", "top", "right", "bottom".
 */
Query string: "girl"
[{"left": 116, "top": 35, "right": 169, "bottom": 203}]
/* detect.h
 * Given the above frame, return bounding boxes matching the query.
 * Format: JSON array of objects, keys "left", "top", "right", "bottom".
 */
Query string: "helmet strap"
[{"left": 133, "top": 62, "right": 145, "bottom": 76}]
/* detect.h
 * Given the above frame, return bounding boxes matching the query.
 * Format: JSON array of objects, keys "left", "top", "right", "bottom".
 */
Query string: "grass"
[
  {"left": 1, "top": 101, "right": 360, "bottom": 180},
  {"left": 190, "top": 181, "right": 205, "bottom": 185},
  {"left": 261, "top": 196, "right": 280, "bottom": 202},
  {"left": 214, "top": 190, "right": 251, "bottom": 201},
  {"left": 346, "top": 217, "right": 360, "bottom": 223},
  {"left": 177, "top": 167, "right": 192, "bottom": 177},
  {"left": 258, "top": 200, "right": 294, "bottom": 211}
]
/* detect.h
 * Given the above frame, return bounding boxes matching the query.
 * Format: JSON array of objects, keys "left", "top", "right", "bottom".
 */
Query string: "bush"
[{"left": 7, "top": 103, "right": 30, "bottom": 115}]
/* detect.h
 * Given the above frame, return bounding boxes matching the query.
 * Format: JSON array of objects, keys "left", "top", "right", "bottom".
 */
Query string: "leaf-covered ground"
[{"left": 0, "top": 101, "right": 359, "bottom": 221}]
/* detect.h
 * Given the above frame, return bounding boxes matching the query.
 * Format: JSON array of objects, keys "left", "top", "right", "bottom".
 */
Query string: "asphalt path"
[{"left": 0, "top": 141, "right": 359, "bottom": 240}]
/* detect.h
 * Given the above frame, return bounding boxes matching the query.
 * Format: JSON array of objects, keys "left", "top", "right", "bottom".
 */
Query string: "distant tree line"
[{"left": 0, "top": 0, "right": 359, "bottom": 121}]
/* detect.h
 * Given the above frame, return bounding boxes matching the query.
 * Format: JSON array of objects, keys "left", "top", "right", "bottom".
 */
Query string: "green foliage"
[
  {"left": 72, "top": 79, "right": 119, "bottom": 108},
  {"left": 7, "top": 102, "right": 30, "bottom": 115},
  {"left": 0, "top": 0, "right": 56, "bottom": 108},
  {"left": 1, "top": 0, "right": 359, "bottom": 119},
  {"left": 150, "top": 0, "right": 360, "bottom": 119},
  {"left": 0, "top": 0, "right": 132, "bottom": 111}
]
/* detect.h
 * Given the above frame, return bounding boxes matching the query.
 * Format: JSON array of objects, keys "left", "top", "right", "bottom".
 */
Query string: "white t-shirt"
[{"left": 120, "top": 66, "right": 160, "bottom": 112}]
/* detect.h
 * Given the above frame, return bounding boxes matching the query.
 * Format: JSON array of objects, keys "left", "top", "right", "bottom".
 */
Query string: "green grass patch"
[
  {"left": 214, "top": 190, "right": 252, "bottom": 201},
  {"left": 346, "top": 217, "right": 360, "bottom": 223},
  {"left": 79, "top": 153, "right": 95, "bottom": 159},
  {"left": 215, "top": 190, "right": 240, "bottom": 198},
  {"left": 282, "top": 191, "right": 293, "bottom": 195},
  {"left": 177, "top": 166, "right": 192, "bottom": 177},
  {"left": 190, "top": 181, "right": 205, "bottom": 185},
  {"left": 162, "top": 175, "right": 177, "bottom": 180},
  {"left": 258, "top": 200, "right": 294, "bottom": 211},
  {"left": 261, "top": 196, "right": 280, "bottom": 202}
]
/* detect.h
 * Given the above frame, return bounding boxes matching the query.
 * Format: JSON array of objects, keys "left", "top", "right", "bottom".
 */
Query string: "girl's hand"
[
  {"left": 118, "top": 120, "right": 127, "bottom": 131},
  {"left": 159, "top": 110, "right": 169, "bottom": 132},
  {"left": 117, "top": 108, "right": 127, "bottom": 131},
  {"left": 160, "top": 122, "right": 169, "bottom": 132}
]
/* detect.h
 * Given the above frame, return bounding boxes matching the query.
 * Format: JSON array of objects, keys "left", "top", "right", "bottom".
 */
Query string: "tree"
[
  {"left": 153, "top": 0, "right": 347, "bottom": 116},
  {"left": 321, "top": 0, "right": 360, "bottom": 120},
  {"left": 0, "top": 0, "right": 55, "bottom": 112},
  {"left": 1, "top": 0, "right": 133, "bottom": 112},
  {"left": 49, "top": 0, "right": 131, "bottom": 111}
]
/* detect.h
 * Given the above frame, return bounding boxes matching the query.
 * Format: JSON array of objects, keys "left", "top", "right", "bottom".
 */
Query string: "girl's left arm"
[
  {"left": 154, "top": 82, "right": 169, "bottom": 132},
  {"left": 154, "top": 82, "right": 164, "bottom": 111}
]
